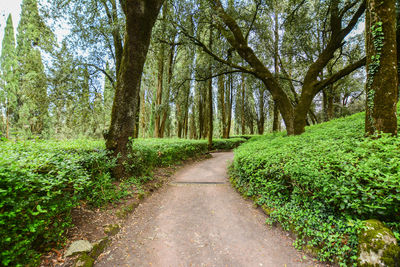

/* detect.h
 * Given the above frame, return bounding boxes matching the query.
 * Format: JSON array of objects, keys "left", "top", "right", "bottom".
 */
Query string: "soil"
[{"left": 94, "top": 152, "right": 326, "bottom": 267}]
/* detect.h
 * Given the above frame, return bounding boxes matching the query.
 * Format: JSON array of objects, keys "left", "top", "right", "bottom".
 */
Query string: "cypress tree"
[
  {"left": 0, "top": 14, "right": 18, "bottom": 138},
  {"left": 16, "top": 0, "right": 54, "bottom": 137}
]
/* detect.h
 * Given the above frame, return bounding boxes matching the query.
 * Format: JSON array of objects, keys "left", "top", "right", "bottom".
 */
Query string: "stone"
[
  {"left": 65, "top": 240, "right": 93, "bottom": 257},
  {"left": 358, "top": 219, "right": 400, "bottom": 266}
]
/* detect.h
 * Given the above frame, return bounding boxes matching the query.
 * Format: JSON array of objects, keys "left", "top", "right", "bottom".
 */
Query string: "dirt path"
[{"left": 95, "top": 152, "right": 320, "bottom": 267}]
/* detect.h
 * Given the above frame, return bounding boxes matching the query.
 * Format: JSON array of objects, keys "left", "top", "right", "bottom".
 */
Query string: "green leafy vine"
[{"left": 367, "top": 21, "right": 384, "bottom": 128}]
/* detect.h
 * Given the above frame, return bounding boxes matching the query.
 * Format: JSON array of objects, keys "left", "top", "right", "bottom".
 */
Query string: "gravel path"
[{"left": 95, "top": 152, "right": 321, "bottom": 267}]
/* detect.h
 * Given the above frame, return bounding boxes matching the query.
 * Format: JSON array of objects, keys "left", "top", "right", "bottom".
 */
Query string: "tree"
[
  {"left": 105, "top": 0, "right": 164, "bottom": 178},
  {"left": 365, "top": 0, "right": 398, "bottom": 135},
  {"left": 16, "top": 0, "right": 55, "bottom": 137},
  {"left": 0, "top": 14, "right": 18, "bottom": 139},
  {"left": 187, "top": 0, "right": 366, "bottom": 135}
]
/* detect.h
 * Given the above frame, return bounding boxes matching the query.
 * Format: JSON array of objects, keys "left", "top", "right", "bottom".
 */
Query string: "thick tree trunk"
[
  {"left": 106, "top": 0, "right": 164, "bottom": 179},
  {"left": 272, "top": 102, "right": 280, "bottom": 132},
  {"left": 365, "top": 0, "right": 398, "bottom": 135}
]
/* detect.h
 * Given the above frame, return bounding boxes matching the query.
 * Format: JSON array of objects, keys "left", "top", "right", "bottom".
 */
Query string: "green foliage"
[
  {"left": 0, "top": 140, "right": 112, "bottom": 266},
  {"left": 0, "top": 14, "right": 18, "bottom": 136},
  {"left": 126, "top": 138, "right": 245, "bottom": 176},
  {"left": 0, "top": 137, "right": 244, "bottom": 266},
  {"left": 366, "top": 21, "right": 384, "bottom": 128},
  {"left": 231, "top": 112, "right": 400, "bottom": 265}
]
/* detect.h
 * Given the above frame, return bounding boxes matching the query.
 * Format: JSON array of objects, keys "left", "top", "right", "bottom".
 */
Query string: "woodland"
[{"left": 0, "top": 0, "right": 400, "bottom": 266}]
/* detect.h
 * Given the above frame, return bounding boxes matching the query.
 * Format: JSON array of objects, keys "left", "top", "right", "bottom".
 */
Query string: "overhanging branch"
[{"left": 315, "top": 57, "right": 366, "bottom": 93}]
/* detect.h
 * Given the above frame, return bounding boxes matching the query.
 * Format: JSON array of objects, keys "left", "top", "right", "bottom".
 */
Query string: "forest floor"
[{"left": 94, "top": 152, "right": 324, "bottom": 267}]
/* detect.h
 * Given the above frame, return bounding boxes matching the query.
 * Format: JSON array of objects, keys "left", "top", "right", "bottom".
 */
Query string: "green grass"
[
  {"left": 0, "top": 137, "right": 245, "bottom": 266},
  {"left": 231, "top": 112, "right": 400, "bottom": 265}
]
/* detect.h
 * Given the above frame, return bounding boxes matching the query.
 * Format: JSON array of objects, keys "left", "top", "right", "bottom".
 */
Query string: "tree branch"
[
  {"left": 315, "top": 57, "right": 366, "bottom": 93},
  {"left": 340, "top": 0, "right": 366, "bottom": 39},
  {"left": 85, "top": 63, "right": 115, "bottom": 87},
  {"left": 244, "top": 0, "right": 261, "bottom": 42},
  {"left": 178, "top": 25, "right": 255, "bottom": 74}
]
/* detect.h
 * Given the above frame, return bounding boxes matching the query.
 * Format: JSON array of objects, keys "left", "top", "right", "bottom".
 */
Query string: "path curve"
[{"left": 95, "top": 152, "right": 319, "bottom": 267}]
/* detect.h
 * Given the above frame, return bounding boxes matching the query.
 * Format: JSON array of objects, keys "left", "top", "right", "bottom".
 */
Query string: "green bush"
[
  {"left": 0, "top": 137, "right": 245, "bottom": 266},
  {"left": 231, "top": 112, "right": 400, "bottom": 265},
  {"left": 0, "top": 140, "right": 112, "bottom": 266},
  {"left": 212, "top": 138, "right": 246, "bottom": 150}
]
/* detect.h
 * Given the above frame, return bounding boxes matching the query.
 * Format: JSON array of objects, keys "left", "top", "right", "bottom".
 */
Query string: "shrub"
[
  {"left": 0, "top": 137, "right": 245, "bottom": 266},
  {"left": 231, "top": 112, "right": 400, "bottom": 265}
]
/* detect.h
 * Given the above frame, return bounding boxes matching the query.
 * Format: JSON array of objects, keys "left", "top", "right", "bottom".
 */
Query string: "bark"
[
  {"left": 365, "top": 0, "right": 398, "bottom": 135},
  {"left": 207, "top": 26, "right": 213, "bottom": 149},
  {"left": 257, "top": 89, "right": 265, "bottom": 135},
  {"left": 272, "top": 5, "right": 280, "bottom": 132},
  {"left": 240, "top": 74, "right": 245, "bottom": 135},
  {"left": 218, "top": 74, "right": 226, "bottom": 137},
  {"left": 140, "top": 89, "right": 146, "bottom": 138},
  {"left": 133, "top": 93, "right": 140, "bottom": 138},
  {"left": 272, "top": 102, "right": 280, "bottom": 131},
  {"left": 106, "top": 0, "right": 164, "bottom": 179}
]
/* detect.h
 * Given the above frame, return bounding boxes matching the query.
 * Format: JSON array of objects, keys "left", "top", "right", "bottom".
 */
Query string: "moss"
[
  {"left": 103, "top": 224, "right": 120, "bottom": 236},
  {"left": 74, "top": 253, "right": 94, "bottom": 267},
  {"left": 90, "top": 237, "right": 110, "bottom": 259},
  {"left": 358, "top": 219, "right": 400, "bottom": 266},
  {"left": 116, "top": 202, "right": 139, "bottom": 219},
  {"left": 381, "top": 243, "right": 400, "bottom": 266},
  {"left": 261, "top": 205, "right": 274, "bottom": 216}
]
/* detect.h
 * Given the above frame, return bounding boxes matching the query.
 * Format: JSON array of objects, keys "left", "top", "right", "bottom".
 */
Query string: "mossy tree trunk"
[
  {"left": 106, "top": 0, "right": 164, "bottom": 179},
  {"left": 365, "top": 0, "right": 398, "bottom": 135}
]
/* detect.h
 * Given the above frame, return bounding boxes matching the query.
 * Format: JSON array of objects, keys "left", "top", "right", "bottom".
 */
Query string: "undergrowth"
[
  {"left": 231, "top": 112, "right": 400, "bottom": 265},
  {"left": 0, "top": 137, "right": 245, "bottom": 266}
]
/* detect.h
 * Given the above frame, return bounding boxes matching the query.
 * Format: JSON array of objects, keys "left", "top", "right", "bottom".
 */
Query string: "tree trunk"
[
  {"left": 133, "top": 93, "right": 140, "bottom": 138},
  {"left": 218, "top": 74, "right": 226, "bottom": 138},
  {"left": 106, "top": 0, "right": 164, "bottom": 179},
  {"left": 272, "top": 5, "right": 280, "bottom": 133},
  {"left": 140, "top": 89, "right": 146, "bottom": 138},
  {"left": 365, "top": 0, "right": 398, "bottom": 135},
  {"left": 154, "top": 3, "right": 167, "bottom": 138},
  {"left": 207, "top": 26, "right": 213, "bottom": 150},
  {"left": 241, "top": 73, "right": 245, "bottom": 135},
  {"left": 257, "top": 89, "right": 265, "bottom": 135},
  {"left": 160, "top": 41, "right": 176, "bottom": 138}
]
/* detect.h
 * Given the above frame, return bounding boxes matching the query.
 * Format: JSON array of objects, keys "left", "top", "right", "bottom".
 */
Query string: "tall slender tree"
[
  {"left": 16, "top": 0, "right": 54, "bottom": 137},
  {"left": 0, "top": 14, "right": 18, "bottom": 138}
]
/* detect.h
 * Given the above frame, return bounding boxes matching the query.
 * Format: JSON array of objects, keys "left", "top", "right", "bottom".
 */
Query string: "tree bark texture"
[{"left": 365, "top": 0, "right": 398, "bottom": 135}]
